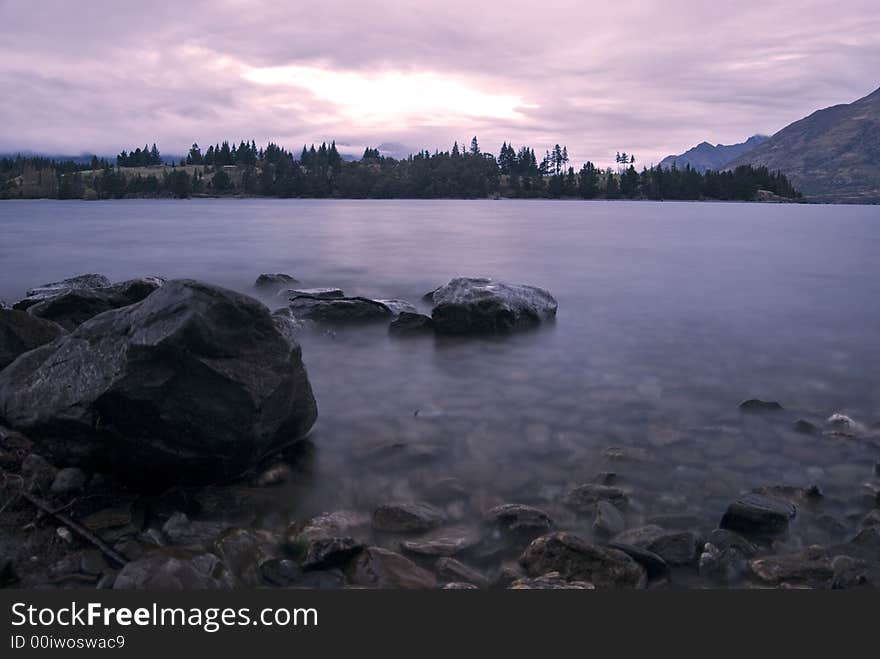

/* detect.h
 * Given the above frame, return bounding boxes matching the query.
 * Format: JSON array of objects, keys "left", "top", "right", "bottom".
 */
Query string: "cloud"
[{"left": 0, "top": 0, "right": 878, "bottom": 167}]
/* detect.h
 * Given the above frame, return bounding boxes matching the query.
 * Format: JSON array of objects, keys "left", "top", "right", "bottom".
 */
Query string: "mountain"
[
  {"left": 659, "top": 135, "right": 768, "bottom": 173},
  {"left": 724, "top": 86, "right": 880, "bottom": 202}
]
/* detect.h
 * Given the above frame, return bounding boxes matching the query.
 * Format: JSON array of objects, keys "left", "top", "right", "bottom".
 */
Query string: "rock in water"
[
  {"left": 375, "top": 299, "right": 418, "bottom": 316},
  {"left": 0, "top": 280, "right": 318, "bottom": 482},
  {"left": 282, "top": 287, "right": 345, "bottom": 300},
  {"left": 253, "top": 273, "right": 299, "bottom": 293},
  {"left": 426, "top": 277, "right": 557, "bottom": 334},
  {"left": 288, "top": 295, "right": 392, "bottom": 323},
  {"left": 0, "top": 309, "right": 65, "bottom": 370},
  {"left": 519, "top": 532, "right": 646, "bottom": 589},
  {"left": 739, "top": 399, "right": 783, "bottom": 412},
  {"left": 26, "top": 277, "right": 164, "bottom": 330},
  {"left": 720, "top": 493, "right": 796, "bottom": 538},
  {"left": 13, "top": 274, "right": 112, "bottom": 311}
]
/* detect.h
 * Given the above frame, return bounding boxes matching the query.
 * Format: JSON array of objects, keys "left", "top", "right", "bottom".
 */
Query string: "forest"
[{"left": 0, "top": 138, "right": 801, "bottom": 201}]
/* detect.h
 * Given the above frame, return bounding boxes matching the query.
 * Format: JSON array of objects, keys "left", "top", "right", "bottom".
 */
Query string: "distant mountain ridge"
[
  {"left": 659, "top": 135, "right": 768, "bottom": 173},
  {"left": 724, "top": 86, "right": 880, "bottom": 202}
]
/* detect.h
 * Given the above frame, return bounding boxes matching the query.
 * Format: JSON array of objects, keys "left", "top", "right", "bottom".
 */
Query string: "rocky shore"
[{"left": 1, "top": 273, "right": 878, "bottom": 590}]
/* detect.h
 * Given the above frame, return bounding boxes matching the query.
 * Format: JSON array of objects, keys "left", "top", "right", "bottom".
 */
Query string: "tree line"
[{"left": 1, "top": 137, "right": 801, "bottom": 201}]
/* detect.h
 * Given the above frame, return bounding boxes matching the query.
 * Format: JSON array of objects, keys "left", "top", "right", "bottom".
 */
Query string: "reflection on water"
[{"left": 1, "top": 199, "right": 879, "bottom": 546}]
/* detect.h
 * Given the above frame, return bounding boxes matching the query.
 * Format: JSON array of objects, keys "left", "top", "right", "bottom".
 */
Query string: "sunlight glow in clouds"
[{"left": 243, "top": 65, "right": 533, "bottom": 125}]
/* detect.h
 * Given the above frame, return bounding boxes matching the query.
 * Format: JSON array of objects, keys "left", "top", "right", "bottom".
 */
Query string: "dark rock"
[
  {"left": 283, "top": 287, "right": 344, "bottom": 299},
  {"left": 20, "top": 453, "right": 57, "bottom": 492},
  {"left": 611, "top": 525, "right": 700, "bottom": 565},
  {"left": 389, "top": 312, "right": 434, "bottom": 335},
  {"left": 739, "top": 399, "right": 783, "bottom": 412},
  {"left": 162, "top": 513, "right": 229, "bottom": 550},
  {"left": 519, "top": 532, "right": 646, "bottom": 589},
  {"left": 749, "top": 547, "right": 835, "bottom": 586},
  {"left": 0, "top": 425, "right": 33, "bottom": 470},
  {"left": 829, "top": 555, "right": 870, "bottom": 589},
  {"left": 563, "top": 484, "right": 628, "bottom": 512},
  {"left": 706, "top": 529, "right": 759, "bottom": 557},
  {"left": 874, "top": 461, "right": 880, "bottom": 478},
  {"left": 442, "top": 582, "right": 479, "bottom": 589},
  {"left": 592, "top": 501, "right": 625, "bottom": 538},
  {"left": 0, "top": 309, "right": 65, "bottom": 370},
  {"left": 259, "top": 558, "right": 303, "bottom": 586},
  {"left": 213, "top": 528, "right": 268, "bottom": 586},
  {"left": 509, "top": 572, "right": 595, "bottom": 589},
  {"left": 862, "top": 510, "right": 880, "bottom": 528},
  {"left": 793, "top": 419, "right": 819, "bottom": 434},
  {"left": 372, "top": 502, "right": 446, "bottom": 534},
  {"left": 50, "top": 467, "right": 87, "bottom": 496},
  {"left": 484, "top": 504, "right": 554, "bottom": 544},
  {"left": 435, "top": 557, "right": 489, "bottom": 588},
  {"left": 288, "top": 511, "right": 369, "bottom": 570},
  {"left": 271, "top": 307, "right": 308, "bottom": 343},
  {"left": 113, "top": 550, "right": 234, "bottom": 589},
  {"left": 254, "top": 274, "right": 299, "bottom": 293},
  {"left": 348, "top": 547, "right": 437, "bottom": 589},
  {"left": 427, "top": 277, "right": 557, "bottom": 335},
  {"left": 252, "top": 462, "right": 292, "bottom": 487},
  {"left": 288, "top": 295, "right": 392, "bottom": 323},
  {"left": 27, "top": 277, "right": 163, "bottom": 331},
  {"left": 0, "top": 280, "right": 317, "bottom": 482},
  {"left": 720, "top": 493, "right": 797, "bottom": 538},
  {"left": 606, "top": 543, "right": 668, "bottom": 579},
  {"left": 13, "top": 274, "right": 111, "bottom": 311}
]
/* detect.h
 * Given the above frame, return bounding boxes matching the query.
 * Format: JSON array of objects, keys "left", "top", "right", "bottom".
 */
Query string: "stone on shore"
[
  {"left": 0, "top": 280, "right": 318, "bottom": 482},
  {"left": 426, "top": 277, "right": 557, "bottom": 334},
  {"left": 0, "top": 309, "right": 65, "bottom": 370},
  {"left": 484, "top": 504, "right": 554, "bottom": 544},
  {"left": 372, "top": 502, "right": 446, "bottom": 534},
  {"left": 519, "top": 532, "right": 647, "bottom": 589},
  {"left": 563, "top": 484, "right": 628, "bottom": 513},
  {"left": 288, "top": 511, "right": 369, "bottom": 570},
  {"left": 113, "top": 550, "right": 234, "bottom": 589},
  {"left": 254, "top": 273, "right": 299, "bottom": 293}
]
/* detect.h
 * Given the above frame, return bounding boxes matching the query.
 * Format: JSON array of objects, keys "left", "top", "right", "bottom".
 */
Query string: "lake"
[{"left": 1, "top": 199, "right": 879, "bottom": 559}]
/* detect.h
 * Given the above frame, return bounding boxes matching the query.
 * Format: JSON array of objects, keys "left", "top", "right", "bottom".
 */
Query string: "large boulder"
[
  {"left": 26, "top": 277, "right": 164, "bottom": 331},
  {"left": 12, "top": 274, "right": 112, "bottom": 311},
  {"left": 0, "top": 309, "right": 65, "bottom": 370},
  {"left": 288, "top": 295, "right": 392, "bottom": 323},
  {"left": 426, "top": 277, "right": 557, "bottom": 334},
  {"left": 0, "top": 280, "right": 317, "bottom": 482}
]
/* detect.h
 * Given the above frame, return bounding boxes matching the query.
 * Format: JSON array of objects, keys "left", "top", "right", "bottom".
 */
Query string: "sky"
[{"left": 1, "top": 0, "right": 878, "bottom": 168}]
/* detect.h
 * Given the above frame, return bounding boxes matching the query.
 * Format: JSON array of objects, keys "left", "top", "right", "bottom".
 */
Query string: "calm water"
[{"left": 1, "top": 199, "right": 879, "bottom": 548}]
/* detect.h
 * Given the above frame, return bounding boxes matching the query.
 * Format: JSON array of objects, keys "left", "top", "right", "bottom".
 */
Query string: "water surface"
[{"left": 2, "top": 199, "right": 879, "bottom": 548}]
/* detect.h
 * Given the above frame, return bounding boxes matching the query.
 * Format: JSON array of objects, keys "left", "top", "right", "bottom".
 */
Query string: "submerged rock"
[
  {"left": 0, "top": 309, "right": 65, "bottom": 370},
  {"left": 720, "top": 493, "right": 797, "bottom": 538},
  {"left": 519, "top": 532, "right": 646, "bottom": 589},
  {"left": 389, "top": 312, "right": 434, "bottom": 335},
  {"left": 592, "top": 501, "right": 625, "bottom": 538},
  {"left": 484, "top": 504, "right": 554, "bottom": 544},
  {"left": 739, "top": 399, "right": 783, "bottom": 412},
  {"left": 426, "top": 277, "right": 557, "bottom": 334},
  {"left": 13, "top": 274, "right": 111, "bottom": 311},
  {"left": 563, "top": 484, "right": 629, "bottom": 513},
  {"left": 288, "top": 295, "right": 392, "bottom": 323},
  {"left": 26, "top": 277, "right": 164, "bottom": 331},
  {"left": 0, "top": 280, "right": 318, "bottom": 482},
  {"left": 793, "top": 419, "right": 819, "bottom": 434}
]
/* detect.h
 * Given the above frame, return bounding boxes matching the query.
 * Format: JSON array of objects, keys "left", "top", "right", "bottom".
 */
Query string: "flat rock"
[
  {"left": 283, "top": 287, "right": 344, "bottom": 299},
  {"left": 484, "top": 504, "right": 554, "bottom": 543},
  {"left": 348, "top": 547, "right": 437, "bottom": 589},
  {"left": 435, "top": 557, "right": 489, "bottom": 588},
  {"left": 606, "top": 543, "right": 668, "bottom": 579},
  {"left": 426, "top": 277, "right": 557, "bottom": 335},
  {"left": 519, "top": 532, "right": 646, "bottom": 589},
  {"left": 372, "top": 502, "right": 446, "bottom": 534},
  {"left": 0, "top": 280, "right": 317, "bottom": 482},
  {"left": 400, "top": 532, "right": 478, "bottom": 558},
  {"left": 720, "top": 493, "right": 797, "bottom": 538},
  {"left": 288, "top": 295, "right": 392, "bottom": 323},
  {"left": 0, "top": 309, "right": 65, "bottom": 370},
  {"left": 375, "top": 299, "right": 418, "bottom": 316}
]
